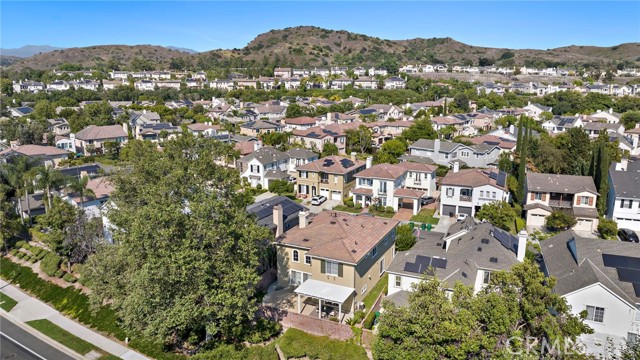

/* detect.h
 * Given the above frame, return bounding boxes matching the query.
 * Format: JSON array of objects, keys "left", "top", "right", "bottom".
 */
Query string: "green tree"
[
  {"left": 33, "top": 100, "right": 56, "bottom": 120},
  {"left": 36, "top": 197, "right": 78, "bottom": 251},
  {"left": 400, "top": 118, "right": 437, "bottom": 143},
  {"left": 261, "top": 132, "right": 290, "bottom": 148},
  {"left": 320, "top": 143, "right": 339, "bottom": 157},
  {"left": 597, "top": 218, "right": 618, "bottom": 240},
  {"left": 31, "top": 166, "right": 64, "bottom": 212},
  {"left": 545, "top": 210, "right": 577, "bottom": 231},
  {"left": 621, "top": 111, "right": 640, "bottom": 130},
  {"left": 345, "top": 125, "right": 373, "bottom": 154},
  {"left": 376, "top": 139, "right": 407, "bottom": 164},
  {"left": 268, "top": 179, "right": 293, "bottom": 195},
  {"left": 81, "top": 136, "right": 271, "bottom": 345},
  {"left": 475, "top": 201, "right": 516, "bottom": 231},
  {"left": 373, "top": 261, "right": 592, "bottom": 359},
  {"left": 395, "top": 224, "right": 416, "bottom": 251},
  {"left": 65, "top": 175, "right": 96, "bottom": 207}
]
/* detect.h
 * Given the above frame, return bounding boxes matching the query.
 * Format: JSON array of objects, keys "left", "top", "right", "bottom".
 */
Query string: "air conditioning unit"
[{"left": 358, "top": 302, "right": 365, "bottom": 310}]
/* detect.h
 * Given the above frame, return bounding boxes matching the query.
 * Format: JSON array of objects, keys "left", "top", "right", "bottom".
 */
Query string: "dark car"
[
  {"left": 421, "top": 196, "right": 436, "bottom": 205},
  {"left": 618, "top": 228, "right": 640, "bottom": 243}
]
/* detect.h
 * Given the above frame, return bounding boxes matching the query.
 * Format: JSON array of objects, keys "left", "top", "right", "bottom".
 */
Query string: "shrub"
[
  {"left": 63, "top": 273, "right": 77, "bottom": 283},
  {"left": 545, "top": 210, "right": 576, "bottom": 232},
  {"left": 29, "top": 257, "right": 38, "bottom": 264},
  {"left": 363, "top": 310, "right": 376, "bottom": 330},
  {"left": 268, "top": 179, "right": 293, "bottom": 195},
  {"left": 344, "top": 197, "right": 354, "bottom": 207},
  {"left": 354, "top": 203, "right": 362, "bottom": 209},
  {"left": 31, "top": 247, "right": 42, "bottom": 256},
  {"left": 54, "top": 269, "right": 66, "bottom": 278},
  {"left": 37, "top": 251, "right": 48, "bottom": 260},
  {"left": 256, "top": 184, "right": 262, "bottom": 190},
  {"left": 9, "top": 249, "right": 18, "bottom": 256},
  {"left": 328, "top": 316, "right": 338, "bottom": 322},
  {"left": 385, "top": 206, "right": 395, "bottom": 213},
  {"left": 16, "top": 252, "right": 25, "bottom": 259},
  {"left": 598, "top": 218, "right": 618, "bottom": 239},
  {"left": 241, "top": 318, "right": 282, "bottom": 344},
  {"left": 41, "top": 253, "right": 62, "bottom": 277},
  {"left": 15, "top": 240, "right": 27, "bottom": 249},
  {"left": 395, "top": 224, "right": 416, "bottom": 251},
  {"left": 23, "top": 243, "right": 33, "bottom": 251}
]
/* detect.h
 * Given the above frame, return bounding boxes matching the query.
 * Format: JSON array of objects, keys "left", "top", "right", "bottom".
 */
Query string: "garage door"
[
  {"left": 442, "top": 205, "right": 456, "bottom": 217},
  {"left": 615, "top": 218, "right": 640, "bottom": 232},
  {"left": 529, "top": 213, "right": 546, "bottom": 226},
  {"left": 574, "top": 219, "right": 593, "bottom": 232},
  {"left": 458, "top": 207, "right": 473, "bottom": 216},
  {"left": 320, "top": 188, "right": 330, "bottom": 198},
  {"left": 331, "top": 190, "right": 342, "bottom": 201}
]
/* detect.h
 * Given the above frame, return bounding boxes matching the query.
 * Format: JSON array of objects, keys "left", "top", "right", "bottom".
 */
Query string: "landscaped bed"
[
  {"left": 0, "top": 292, "right": 18, "bottom": 312},
  {"left": 276, "top": 328, "right": 368, "bottom": 360},
  {"left": 410, "top": 208, "right": 439, "bottom": 225}
]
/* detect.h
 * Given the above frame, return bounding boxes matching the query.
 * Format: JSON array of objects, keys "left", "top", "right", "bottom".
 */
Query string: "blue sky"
[{"left": 2, "top": 1, "right": 639, "bottom": 52}]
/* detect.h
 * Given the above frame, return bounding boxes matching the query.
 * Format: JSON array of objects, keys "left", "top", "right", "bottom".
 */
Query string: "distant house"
[
  {"left": 47, "top": 118, "right": 70, "bottom": 135},
  {"left": 12, "top": 80, "right": 45, "bottom": 93},
  {"left": 62, "top": 177, "right": 114, "bottom": 218},
  {"left": 606, "top": 158, "right": 640, "bottom": 231},
  {"left": 290, "top": 124, "right": 353, "bottom": 154},
  {"left": 239, "top": 120, "right": 283, "bottom": 137},
  {"left": 383, "top": 76, "right": 406, "bottom": 89},
  {"left": 48, "top": 80, "right": 71, "bottom": 91},
  {"left": 274, "top": 68, "right": 292, "bottom": 78},
  {"left": 524, "top": 173, "right": 599, "bottom": 232},
  {"left": 286, "top": 148, "right": 318, "bottom": 175},
  {"left": 135, "top": 123, "right": 182, "bottom": 142},
  {"left": 408, "top": 139, "right": 501, "bottom": 168},
  {"left": 541, "top": 116, "right": 583, "bottom": 134},
  {"left": 295, "top": 155, "right": 366, "bottom": 201},
  {"left": 186, "top": 123, "right": 226, "bottom": 137},
  {"left": 0, "top": 145, "right": 70, "bottom": 168},
  {"left": 282, "top": 116, "right": 318, "bottom": 131},
  {"left": 589, "top": 108, "right": 622, "bottom": 124},
  {"left": 353, "top": 77, "right": 378, "bottom": 90},
  {"left": 522, "top": 102, "right": 552, "bottom": 120},
  {"left": 237, "top": 147, "right": 289, "bottom": 188},
  {"left": 540, "top": 232, "right": 640, "bottom": 357},
  {"left": 9, "top": 107, "right": 34, "bottom": 117},
  {"left": 74, "top": 124, "right": 128, "bottom": 155},
  {"left": 330, "top": 78, "right": 353, "bottom": 90},
  {"left": 386, "top": 219, "right": 526, "bottom": 305},
  {"left": 134, "top": 80, "right": 155, "bottom": 91},
  {"left": 129, "top": 110, "right": 161, "bottom": 129},
  {"left": 439, "top": 165, "right": 509, "bottom": 217},
  {"left": 581, "top": 122, "right": 624, "bottom": 139}
]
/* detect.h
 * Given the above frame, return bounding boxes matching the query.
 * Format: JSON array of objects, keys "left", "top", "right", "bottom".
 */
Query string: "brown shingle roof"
[
  {"left": 187, "top": 123, "right": 221, "bottom": 132},
  {"left": 283, "top": 116, "right": 317, "bottom": 125},
  {"left": 279, "top": 211, "right": 399, "bottom": 264},
  {"left": 296, "top": 156, "right": 364, "bottom": 174},
  {"left": 0, "top": 145, "right": 69, "bottom": 157},
  {"left": 75, "top": 125, "right": 127, "bottom": 141},
  {"left": 441, "top": 169, "right": 506, "bottom": 190}
]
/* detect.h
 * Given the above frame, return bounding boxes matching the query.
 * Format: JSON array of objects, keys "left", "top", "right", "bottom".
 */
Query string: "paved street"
[{"left": 1, "top": 315, "right": 77, "bottom": 360}]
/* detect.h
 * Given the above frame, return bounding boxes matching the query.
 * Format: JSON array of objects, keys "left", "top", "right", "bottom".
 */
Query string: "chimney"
[
  {"left": 143, "top": 109, "right": 147, "bottom": 114},
  {"left": 299, "top": 211, "right": 308, "bottom": 228},
  {"left": 609, "top": 108, "right": 613, "bottom": 114},
  {"left": 527, "top": 101, "right": 531, "bottom": 106},
  {"left": 327, "top": 112, "right": 332, "bottom": 122},
  {"left": 633, "top": 135, "right": 639, "bottom": 149},
  {"left": 366, "top": 156, "right": 373, "bottom": 169},
  {"left": 253, "top": 140, "right": 262, "bottom": 151},
  {"left": 509, "top": 124, "right": 515, "bottom": 134},
  {"left": 273, "top": 204, "right": 284, "bottom": 237},
  {"left": 517, "top": 230, "right": 527, "bottom": 262},
  {"left": 616, "top": 158, "right": 629, "bottom": 171},
  {"left": 434, "top": 138, "right": 441, "bottom": 155},
  {"left": 351, "top": 152, "right": 357, "bottom": 162},
  {"left": 122, "top": 122, "right": 128, "bottom": 134},
  {"left": 453, "top": 161, "right": 460, "bottom": 173}
]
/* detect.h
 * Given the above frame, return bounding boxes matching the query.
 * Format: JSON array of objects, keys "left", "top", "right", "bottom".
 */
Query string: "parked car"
[
  {"left": 456, "top": 213, "right": 469, "bottom": 222},
  {"left": 421, "top": 196, "right": 435, "bottom": 205},
  {"left": 618, "top": 228, "right": 640, "bottom": 243},
  {"left": 311, "top": 195, "right": 327, "bottom": 206}
]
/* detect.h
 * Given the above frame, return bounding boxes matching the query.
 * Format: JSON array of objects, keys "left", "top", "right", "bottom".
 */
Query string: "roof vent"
[
  {"left": 330, "top": 221, "right": 336, "bottom": 224},
  {"left": 477, "top": 247, "right": 482, "bottom": 252},
  {"left": 481, "top": 238, "right": 489, "bottom": 244},
  {"left": 303, "top": 238, "right": 310, "bottom": 242},
  {"left": 436, "top": 243, "right": 442, "bottom": 247},
  {"left": 461, "top": 271, "right": 467, "bottom": 278},
  {"left": 351, "top": 249, "right": 357, "bottom": 253},
  {"left": 490, "top": 257, "right": 498, "bottom": 263}
]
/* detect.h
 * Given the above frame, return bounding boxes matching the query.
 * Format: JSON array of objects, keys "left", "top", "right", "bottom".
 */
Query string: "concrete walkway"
[
  {"left": 434, "top": 215, "right": 455, "bottom": 233},
  {"left": 0, "top": 279, "right": 149, "bottom": 360}
]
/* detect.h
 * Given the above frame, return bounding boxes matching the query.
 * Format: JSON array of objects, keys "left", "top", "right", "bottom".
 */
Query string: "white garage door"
[
  {"left": 331, "top": 190, "right": 342, "bottom": 201},
  {"left": 529, "top": 213, "right": 546, "bottom": 226},
  {"left": 320, "top": 188, "right": 330, "bottom": 197},
  {"left": 574, "top": 219, "right": 593, "bottom": 232},
  {"left": 615, "top": 218, "right": 640, "bottom": 232}
]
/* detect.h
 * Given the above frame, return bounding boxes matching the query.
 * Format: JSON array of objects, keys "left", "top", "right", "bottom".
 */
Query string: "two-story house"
[
  {"left": 47, "top": 118, "right": 71, "bottom": 135},
  {"left": 351, "top": 161, "right": 438, "bottom": 215},
  {"left": 541, "top": 115, "right": 583, "bottom": 134},
  {"left": 290, "top": 124, "right": 353, "bottom": 154},
  {"left": 383, "top": 76, "right": 406, "bottom": 89},
  {"left": 540, "top": 232, "right": 640, "bottom": 357},
  {"left": 386, "top": 218, "right": 527, "bottom": 306},
  {"left": 286, "top": 148, "right": 318, "bottom": 175},
  {"left": 73, "top": 125, "right": 128, "bottom": 156},
  {"left": 408, "top": 139, "right": 502, "bottom": 168},
  {"left": 0, "top": 145, "right": 70, "bottom": 168},
  {"left": 439, "top": 164, "right": 509, "bottom": 217},
  {"left": 247, "top": 195, "right": 308, "bottom": 237},
  {"left": 282, "top": 116, "right": 318, "bottom": 131},
  {"left": 237, "top": 147, "right": 290, "bottom": 188},
  {"left": 277, "top": 210, "right": 399, "bottom": 321},
  {"left": 295, "top": 155, "right": 366, "bottom": 202},
  {"left": 239, "top": 120, "right": 283, "bottom": 137},
  {"left": 524, "top": 173, "right": 599, "bottom": 232},
  {"left": 607, "top": 158, "right": 640, "bottom": 231}
]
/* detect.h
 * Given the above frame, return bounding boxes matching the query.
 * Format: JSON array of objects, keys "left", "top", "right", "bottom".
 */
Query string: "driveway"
[
  {"left": 304, "top": 199, "right": 341, "bottom": 214},
  {"left": 254, "top": 191, "right": 277, "bottom": 203},
  {"left": 434, "top": 215, "right": 455, "bottom": 233}
]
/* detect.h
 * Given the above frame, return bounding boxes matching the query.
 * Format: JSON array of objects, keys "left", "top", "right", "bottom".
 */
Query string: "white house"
[
  {"left": 48, "top": 80, "right": 71, "bottom": 91},
  {"left": 439, "top": 164, "right": 509, "bottom": 217},
  {"left": 607, "top": 158, "right": 640, "bottom": 231},
  {"left": 237, "top": 147, "right": 290, "bottom": 188},
  {"left": 541, "top": 115, "right": 583, "bottom": 134},
  {"left": 383, "top": 76, "right": 406, "bottom": 89},
  {"left": 351, "top": 161, "right": 438, "bottom": 215},
  {"left": 522, "top": 102, "right": 552, "bottom": 120},
  {"left": 541, "top": 232, "right": 640, "bottom": 358}
]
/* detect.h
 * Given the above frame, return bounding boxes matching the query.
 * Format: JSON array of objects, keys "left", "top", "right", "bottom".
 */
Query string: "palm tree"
[
  {"left": 0, "top": 157, "right": 36, "bottom": 225},
  {"left": 65, "top": 175, "right": 95, "bottom": 207},
  {"left": 32, "top": 166, "right": 64, "bottom": 212}
]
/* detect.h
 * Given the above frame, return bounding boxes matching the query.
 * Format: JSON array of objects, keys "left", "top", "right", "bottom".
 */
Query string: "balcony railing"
[
  {"left": 549, "top": 199, "right": 572, "bottom": 208},
  {"left": 459, "top": 195, "right": 472, "bottom": 202},
  {"left": 320, "top": 179, "right": 329, "bottom": 184}
]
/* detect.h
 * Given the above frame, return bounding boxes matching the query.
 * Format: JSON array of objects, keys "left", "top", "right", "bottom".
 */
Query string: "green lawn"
[
  {"left": 509, "top": 217, "right": 526, "bottom": 235},
  {"left": 276, "top": 328, "right": 368, "bottom": 360},
  {"left": 333, "top": 205, "right": 362, "bottom": 213},
  {"left": 368, "top": 210, "right": 395, "bottom": 218},
  {"left": 410, "top": 208, "right": 439, "bottom": 225},
  {"left": 0, "top": 292, "right": 18, "bottom": 312},
  {"left": 27, "top": 319, "right": 99, "bottom": 355},
  {"left": 363, "top": 273, "right": 388, "bottom": 312}
]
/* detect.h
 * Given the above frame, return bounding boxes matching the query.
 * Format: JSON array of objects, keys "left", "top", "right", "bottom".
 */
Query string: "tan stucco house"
[
  {"left": 295, "top": 155, "right": 366, "bottom": 202},
  {"left": 277, "top": 210, "right": 399, "bottom": 321}
]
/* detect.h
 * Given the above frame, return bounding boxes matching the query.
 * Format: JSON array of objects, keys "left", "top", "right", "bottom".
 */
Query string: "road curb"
[{"left": 1, "top": 311, "right": 84, "bottom": 359}]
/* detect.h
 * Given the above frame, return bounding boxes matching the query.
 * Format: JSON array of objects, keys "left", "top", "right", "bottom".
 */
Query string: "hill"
[
  {"left": 1, "top": 45, "right": 64, "bottom": 58},
  {"left": 6, "top": 26, "right": 639, "bottom": 71}
]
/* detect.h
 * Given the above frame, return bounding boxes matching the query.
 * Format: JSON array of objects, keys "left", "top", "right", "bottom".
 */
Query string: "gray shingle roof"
[
  {"left": 610, "top": 169, "right": 640, "bottom": 200},
  {"left": 238, "top": 147, "right": 288, "bottom": 165},
  {"left": 526, "top": 173, "right": 597, "bottom": 195},
  {"left": 286, "top": 148, "right": 317, "bottom": 159},
  {"left": 541, "top": 231, "right": 640, "bottom": 306},
  {"left": 409, "top": 139, "right": 460, "bottom": 153}
]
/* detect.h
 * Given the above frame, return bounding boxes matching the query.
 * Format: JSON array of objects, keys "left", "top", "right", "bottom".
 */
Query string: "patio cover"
[{"left": 294, "top": 279, "right": 354, "bottom": 304}]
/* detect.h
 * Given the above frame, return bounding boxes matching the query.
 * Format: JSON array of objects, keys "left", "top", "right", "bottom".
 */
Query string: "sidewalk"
[{"left": 0, "top": 279, "right": 149, "bottom": 360}]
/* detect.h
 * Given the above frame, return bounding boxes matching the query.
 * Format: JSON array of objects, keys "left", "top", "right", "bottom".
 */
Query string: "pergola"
[{"left": 294, "top": 279, "right": 355, "bottom": 321}]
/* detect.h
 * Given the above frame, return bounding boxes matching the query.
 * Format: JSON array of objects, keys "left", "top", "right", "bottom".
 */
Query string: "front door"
[{"left": 312, "top": 186, "right": 317, "bottom": 196}]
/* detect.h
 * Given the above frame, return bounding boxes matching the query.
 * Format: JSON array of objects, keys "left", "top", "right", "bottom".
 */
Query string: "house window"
[
  {"left": 379, "top": 258, "right": 385, "bottom": 275},
  {"left": 480, "top": 190, "right": 484, "bottom": 198},
  {"left": 621, "top": 199, "right": 633, "bottom": 209},
  {"left": 394, "top": 275, "right": 401, "bottom": 287},
  {"left": 461, "top": 151, "right": 470, "bottom": 157},
  {"left": 292, "top": 250, "right": 299, "bottom": 262},
  {"left": 581, "top": 196, "right": 590, "bottom": 205},
  {"left": 415, "top": 173, "right": 422, "bottom": 182},
  {"left": 326, "top": 261, "right": 339, "bottom": 276},
  {"left": 586, "top": 305, "right": 605, "bottom": 323},
  {"left": 305, "top": 255, "right": 311, "bottom": 265},
  {"left": 446, "top": 188, "right": 454, "bottom": 197},
  {"left": 251, "top": 165, "right": 260, "bottom": 173},
  {"left": 482, "top": 270, "right": 491, "bottom": 285},
  {"left": 372, "top": 246, "right": 378, "bottom": 258},
  {"left": 492, "top": 192, "right": 497, "bottom": 199},
  {"left": 534, "top": 192, "right": 542, "bottom": 200},
  {"left": 361, "top": 284, "right": 368, "bottom": 295}
]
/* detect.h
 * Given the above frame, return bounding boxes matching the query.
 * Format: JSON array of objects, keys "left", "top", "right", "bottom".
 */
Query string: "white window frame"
[
  {"left": 446, "top": 188, "right": 454, "bottom": 197},
  {"left": 394, "top": 275, "right": 401, "bottom": 287},
  {"left": 292, "top": 249, "right": 299, "bottom": 263},
  {"left": 581, "top": 196, "right": 590, "bottom": 205},
  {"left": 326, "top": 261, "right": 339, "bottom": 276},
  {"left": 586, "top": 305, "right": 605, "bottom": 323},
  {"left": 482, "top": 270, "right": 491, "bottom": 285},
  {"left": 534, "top": 192, "right": 542, "bottom": 200},
  {"left": 361, "top": 284, "right": 368, "bottom": 295},
  {"left": 304, "top": 255, "right": 311, "bottom": 265},
  {"left": 372, "top": 246, "right": 378, "bottom": 258},
  {"left": 300, "top": 171, "right": 307, "bottom": 178},
  {"left": 379, "top": 258, "right": 385, "bottom": 275}
]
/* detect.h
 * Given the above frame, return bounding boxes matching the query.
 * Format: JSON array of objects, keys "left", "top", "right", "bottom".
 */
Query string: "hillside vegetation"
[{"left": 6, "top": 26, "right": 639, "bottom": 71}]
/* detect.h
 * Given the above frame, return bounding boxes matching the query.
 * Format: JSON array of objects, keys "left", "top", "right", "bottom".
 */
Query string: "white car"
[
  {"left": 311, "top": 195, "right": 327, "bottom": 206},
  {"left": 456, "top": 213, "right": 469, "bottom": 222}
]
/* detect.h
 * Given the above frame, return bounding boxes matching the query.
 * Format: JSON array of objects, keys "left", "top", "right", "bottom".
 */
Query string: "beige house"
[
  {"left": 295, "top": 155, "right": 366, "bottom": 202},
  {"left": 277, "top": 210, "right": 399, "bottom": 320},
  {"left": 73, "top": 124, "right": 128, "bottom": 156},
  {"left": 524, "top": 173, "right": 599, "bottom": 232}
]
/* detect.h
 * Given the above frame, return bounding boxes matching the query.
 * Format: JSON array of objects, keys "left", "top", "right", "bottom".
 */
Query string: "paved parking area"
[
  {"left": 304, "top": 199, "right": 341, "bottom": 214},
  {"left": 434, "top": 215, "right": 455, "bottom": 233}
]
